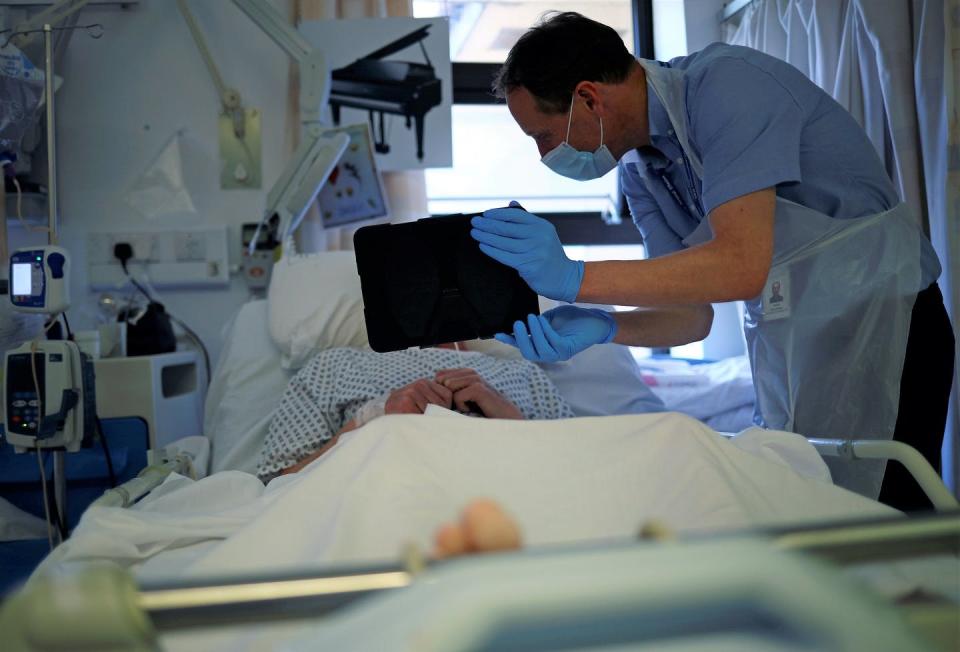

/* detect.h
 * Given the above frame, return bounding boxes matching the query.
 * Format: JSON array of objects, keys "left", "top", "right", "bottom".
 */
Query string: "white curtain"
[
  {"left": 290, "top": 0, "right": 430, "bottom": 252},
  {"left": 938, "top": 0, "right": 960, "bottom": 497},
  {"left": 724, "top": 0, "right": 959, "bottom": 495}
]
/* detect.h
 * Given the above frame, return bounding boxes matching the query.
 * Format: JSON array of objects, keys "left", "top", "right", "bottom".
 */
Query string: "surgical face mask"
[{"left": 541, "top": 97, "right": 618, "bottom": 181}]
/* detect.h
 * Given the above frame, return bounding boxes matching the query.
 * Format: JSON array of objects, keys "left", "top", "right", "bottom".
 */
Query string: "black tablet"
[{"left": 353, "top": 215, "right": 539, "bottom": 352}]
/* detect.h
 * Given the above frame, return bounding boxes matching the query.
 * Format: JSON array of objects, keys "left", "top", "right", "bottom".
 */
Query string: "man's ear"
[{"left": 574, "top": 81, "right": 602, "bottom": 112}]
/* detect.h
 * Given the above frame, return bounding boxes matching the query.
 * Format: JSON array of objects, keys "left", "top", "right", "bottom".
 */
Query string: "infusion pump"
[
  {"left": 3, "top": 245, "right": 95, "bottom": 452},
  {"left": 9, "top": 246, "right": 71, "bottom": 314},
  {"left": 4, "top": 340, "right": 94, "bottom": 452}
]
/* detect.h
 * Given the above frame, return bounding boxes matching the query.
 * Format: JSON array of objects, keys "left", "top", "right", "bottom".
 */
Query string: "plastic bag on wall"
[
  {"left": 0, "top": 43, "right": 44, "bottom": 155},
  {"left": 124, "top": 130, "right": 197, "bottom": 220}
]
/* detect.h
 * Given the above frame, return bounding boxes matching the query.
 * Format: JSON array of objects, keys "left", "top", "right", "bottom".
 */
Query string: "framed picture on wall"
[
  {"left": 317, "top": 123, "right": 388, "bottom": 227},
  {"left": 300, "top": 17, "right": 452, "bottom": 171}
]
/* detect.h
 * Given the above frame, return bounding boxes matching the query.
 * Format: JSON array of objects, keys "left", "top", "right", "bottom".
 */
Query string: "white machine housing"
[
  {"left": 9, "top": 246, "right": 71, "bottom": 314},
  {"left": 4, "top": 340, "right": 85, "bottom": 452}
]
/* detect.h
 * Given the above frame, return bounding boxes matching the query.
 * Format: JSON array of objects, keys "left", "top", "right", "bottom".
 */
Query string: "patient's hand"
[
  {"left": 434, "top": 369, "right": 523, "bottom": 420},
  {"left": 385, "top": 379, "right": 453, "bottom": 415}
]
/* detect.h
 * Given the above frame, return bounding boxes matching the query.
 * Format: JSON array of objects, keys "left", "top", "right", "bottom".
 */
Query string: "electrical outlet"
[
  {"left": 131, "top": 234, "right": 158, "bottom": 262},
  {"left": 175, "top": 232, "right": 207, "bottom": 262},
  {"left": 109, "top": 233, "right": 157, "bottom": 262},
  {"left": 88, "top": 226, "right": 228, "bottom": 289},
  {"left": 86, "top": 233, "right": 113, "bottom": 265}
]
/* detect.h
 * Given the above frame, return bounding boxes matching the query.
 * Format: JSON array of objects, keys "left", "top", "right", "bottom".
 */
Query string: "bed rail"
[
  {"left": 717, "top": 433, "right": 959, "bottom": 512},
  {"left": 807, "top": 438, "right": 958, "bottom": 511},
  {"left": 91, "top": 451, "right": 195, "bottom": 508},
  {"left": 130, "top": 512, "right": 959, "bottom": 631},
  {"left": 1, "top": 512, "right": 955, "bottom": 650}
]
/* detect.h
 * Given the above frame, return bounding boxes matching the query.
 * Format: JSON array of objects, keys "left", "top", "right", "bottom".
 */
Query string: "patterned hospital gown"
[{"left": 257, "top": 347, "right": 574, "bottom": 482}]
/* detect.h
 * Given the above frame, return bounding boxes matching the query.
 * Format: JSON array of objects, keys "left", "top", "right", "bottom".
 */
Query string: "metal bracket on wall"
[{"left": 219, "top": 108, "right": 262, "bottom": 190}]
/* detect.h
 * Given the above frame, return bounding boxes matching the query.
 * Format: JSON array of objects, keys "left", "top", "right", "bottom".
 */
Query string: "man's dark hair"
[{"left": 493, "top": 12, "right": 635, "bottom": 114}]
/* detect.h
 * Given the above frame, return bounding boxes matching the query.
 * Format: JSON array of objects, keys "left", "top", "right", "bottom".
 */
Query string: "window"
[
  {"left": 414, "top": 1, "right": 635, "bottom": 61},
  {"left": 413, "top": 1, "right": 641, "bottom": 222},
  {"left": 425, "top": 105, "right": 620, "bottom": 216}
]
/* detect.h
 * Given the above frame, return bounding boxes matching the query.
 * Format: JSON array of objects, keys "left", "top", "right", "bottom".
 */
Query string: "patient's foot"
[{"left": 433, "top": 498, "right": 523, "bottom": 558}]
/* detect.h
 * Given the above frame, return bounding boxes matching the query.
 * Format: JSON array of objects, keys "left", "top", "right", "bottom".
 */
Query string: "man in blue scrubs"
[{"left": 471, "top": 12, "right": 954, "bottom": 509}]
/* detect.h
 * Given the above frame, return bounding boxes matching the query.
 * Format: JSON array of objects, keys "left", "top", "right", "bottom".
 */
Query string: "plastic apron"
[{"left": 636, "top": 60, "right": 925, "bottom": 498}]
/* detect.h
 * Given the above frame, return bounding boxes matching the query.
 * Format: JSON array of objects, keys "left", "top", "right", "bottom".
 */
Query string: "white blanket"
[{"left": 34, "top": 411, "right": 894, "bottom": 582}]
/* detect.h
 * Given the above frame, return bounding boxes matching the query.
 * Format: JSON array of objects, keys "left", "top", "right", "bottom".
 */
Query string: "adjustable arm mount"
[
  {"left": 228, "top": 0, "right": 344, "bottom": 249},
  {"left": 231, "top": 0, "right": 328, "bottom": 125}
]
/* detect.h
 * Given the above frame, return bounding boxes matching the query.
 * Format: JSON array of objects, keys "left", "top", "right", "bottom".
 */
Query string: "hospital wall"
[{"left": 51, "top": 0, "right": 297, "bottom": 366}]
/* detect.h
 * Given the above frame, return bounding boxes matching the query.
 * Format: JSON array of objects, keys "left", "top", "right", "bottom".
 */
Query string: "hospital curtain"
[
  {"left": 723, "top": 0, "right": 960, "bottom": 495},
  {"left": 290, "top": 0, "right": 430, "bottom": 253},
  {"left": 939, "top": 0, "right": 960, "bottom": 497}
]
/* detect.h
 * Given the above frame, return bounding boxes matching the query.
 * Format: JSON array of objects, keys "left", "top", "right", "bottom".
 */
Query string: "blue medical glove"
[
  {"left": 470, "top": 201, "right": 584, "bottom": 303},
  {"left": 494, "top": 305, "right": 618, "bottom": 363}
]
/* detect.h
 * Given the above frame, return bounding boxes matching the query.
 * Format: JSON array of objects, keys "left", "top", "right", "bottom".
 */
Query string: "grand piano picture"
[{"left": 302, "top": 18, "right": 452, "bottom": 171}]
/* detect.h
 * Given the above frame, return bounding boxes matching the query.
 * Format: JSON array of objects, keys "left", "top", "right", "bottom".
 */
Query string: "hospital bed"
[
  {"left": 3, "top": 250, "right": 957, "bottom": 650},
  {"left": 3, "top": 508, "right": 958, "bottom": 650}
]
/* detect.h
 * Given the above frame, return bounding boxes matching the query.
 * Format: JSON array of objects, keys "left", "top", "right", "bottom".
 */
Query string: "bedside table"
[{"left": 94, "top": 350, "right": 205, "bottom": 449}]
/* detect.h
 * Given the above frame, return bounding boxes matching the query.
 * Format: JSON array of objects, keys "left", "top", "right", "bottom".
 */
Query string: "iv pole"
[{"left": 39, "top": 22, "right": 69, "bottom": 538}]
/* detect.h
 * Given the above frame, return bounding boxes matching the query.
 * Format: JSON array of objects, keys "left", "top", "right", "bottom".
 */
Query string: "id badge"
[{"left": 761, "top": 273, "right": 790, "bottom": 320}]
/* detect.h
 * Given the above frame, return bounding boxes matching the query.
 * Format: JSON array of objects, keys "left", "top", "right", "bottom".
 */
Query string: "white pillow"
[
  {"left": 268, "top": 250, "right": 369, "bottom": 369},
  {"left": 266, "top": 249, "right": 531, "bottom": 369},
  {"left": 205, "top": 300, "right": 292, "bottom": 474}
]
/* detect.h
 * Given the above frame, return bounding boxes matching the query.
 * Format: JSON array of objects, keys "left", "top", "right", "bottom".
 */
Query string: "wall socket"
[{"left": 87, "top": 225, "right": 229, "bottom": 289}]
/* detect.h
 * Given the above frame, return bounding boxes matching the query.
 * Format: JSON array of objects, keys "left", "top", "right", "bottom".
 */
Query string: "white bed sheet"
[{"left": 36, "top": 411, "right": 892, "bottom": 583}]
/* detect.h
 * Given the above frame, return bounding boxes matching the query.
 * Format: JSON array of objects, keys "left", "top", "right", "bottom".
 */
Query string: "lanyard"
[
  {"left": 672, "top": 135, "right": 705, "bottom": 219},
  {"left": 648, "top": 164, "right": 689, "bottom": 214},
  {"left": 641, "top": 143, "right": 704, "bottom": 220},
  {"left": 679, "top": 155, "right": 705, "bottom": 218}
]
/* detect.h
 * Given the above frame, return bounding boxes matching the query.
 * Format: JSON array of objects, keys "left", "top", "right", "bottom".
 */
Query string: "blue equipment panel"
[{"left": 0, "top": 417, "right": 150, "bottom": 595}]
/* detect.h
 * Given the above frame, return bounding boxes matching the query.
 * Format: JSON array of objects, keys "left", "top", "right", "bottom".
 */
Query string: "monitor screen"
[{"left": 12, "top": 262, "right": 33, "bottom": 296}]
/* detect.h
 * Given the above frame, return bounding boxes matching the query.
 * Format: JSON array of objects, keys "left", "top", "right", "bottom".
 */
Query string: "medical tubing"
[
  {"left": 35, "top": 446, "right": 55, "bottom": 551},
  {"left": 1, "top": 159, "right": 52, "bottom": 236},
  {"left": 95, "top": 416, "right": 117, "bottom": 488},
  {"left": 47, "top": 469, "right": 68, "bottom": 541},
  {"left": 38, "top": 451, "right": 68, "bottom": 542},
  {"left": 28, "top": 315, "right": 76, "bottom": 543}
]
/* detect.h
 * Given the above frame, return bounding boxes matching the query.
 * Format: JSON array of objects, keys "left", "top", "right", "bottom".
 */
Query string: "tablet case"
[{"left": 353, "top": 215, "right": 540, "bottom": 352}]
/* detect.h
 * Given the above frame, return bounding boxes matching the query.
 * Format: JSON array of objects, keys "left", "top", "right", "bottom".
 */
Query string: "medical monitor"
[
  {"left": 9, "top": 246, "right": 71, "bottom": 314},
  {"left": 354, "top": 215, "right": 539, "bottom": 352}
]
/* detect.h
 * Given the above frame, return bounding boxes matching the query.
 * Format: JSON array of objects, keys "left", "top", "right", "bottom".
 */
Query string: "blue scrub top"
[{"left": 620, "top": 43, "right": 904, "bottom": 259}]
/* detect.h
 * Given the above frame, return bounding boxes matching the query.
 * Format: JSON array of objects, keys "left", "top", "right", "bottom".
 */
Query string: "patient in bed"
[{"left": 256, "top": 344, "right": 575, "bottom": 482}]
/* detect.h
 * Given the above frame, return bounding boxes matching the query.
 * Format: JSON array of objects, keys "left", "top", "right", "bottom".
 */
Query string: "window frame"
[{"left": 435, "top": 1, "right": 654, "bottom": 245}]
